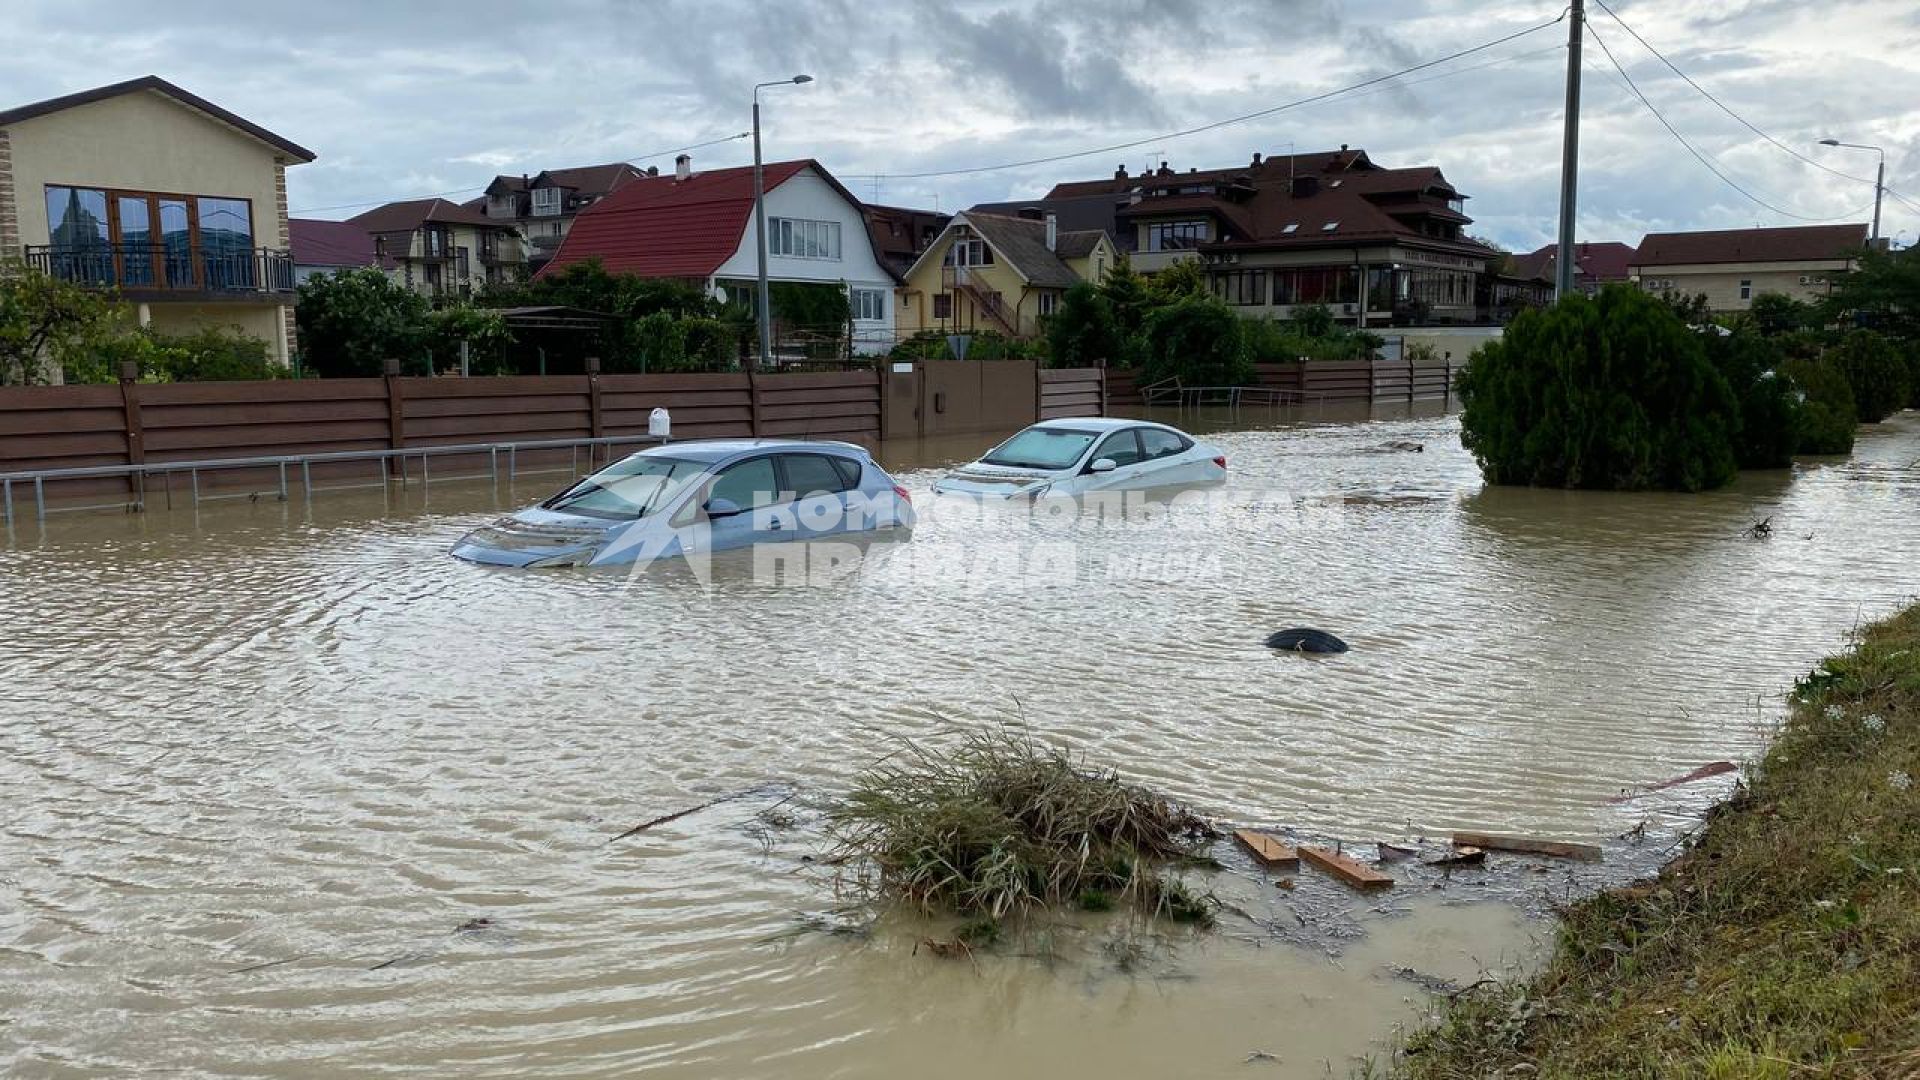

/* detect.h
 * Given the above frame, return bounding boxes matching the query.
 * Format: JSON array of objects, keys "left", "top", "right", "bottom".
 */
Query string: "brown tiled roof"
[
  {"left": 1046, "top": 149, "right": 1375, "bottom": 198},
  {"left": 348, "top": 198, "right": 506, "bottom": 234},
  {"left": 289, "top": 218, "right": 376, "bottom": 268},
  {"left": 963, "top": 213, "right": 1082, "bottom": 288},
  {"left": 1512, "top": 241, "right": 1638, "bottom": 283},
  {"left": 864, "top": 203, "right": 951, "bottom": 282},
  {"left": 1633, "top": 225, "right": 1868, "bottom": 266},
  {"left": 0, "top": 75, "right": 315, "bottom": 162},
  {"left": 1053, "top": 230, "right": 1105, "bottom": 259},
  {"left": 485, "top": 163, "right": 646, "bottom": 196}
]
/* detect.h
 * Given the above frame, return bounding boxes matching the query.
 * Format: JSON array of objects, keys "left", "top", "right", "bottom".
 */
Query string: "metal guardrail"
[{"left": 0, "top": 433, "right": 668, "bottom": 526}]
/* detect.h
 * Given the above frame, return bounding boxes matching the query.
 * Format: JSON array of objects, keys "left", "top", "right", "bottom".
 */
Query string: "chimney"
[
  {"left": 674, "top": 154, "right": 691, "bottom": 181},
  {"left": 1157, "top": 160, "right": 1172, "bottom": 177},
  {"left": 646, "top": 165, "right": 659, "bottom": 176},
  {"left": 1114, "top": 164, "right": 1128, "bottom": 181},
  {"left": 1045, "top": 212, "right": 1058, "bottom": 252},
  {"left": 1251, "top": 152, "right": 1263, "bottom": 167}
]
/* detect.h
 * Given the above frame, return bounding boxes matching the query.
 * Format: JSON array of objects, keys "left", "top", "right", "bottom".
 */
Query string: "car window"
[
  {"left": 829, "top": 456, "right": 863, "bottom": 489},
  {"left": 981, "top": 427, "right": 1098, "bottom": 470},
  {"left": 708, "top": 456, "right": 779, "bottom": 509},
  {"left": 1092, "top": 429, "right": 1146, "bottom": 467},
  {"left": 782, "top": 453, "right": 852, "bottom": 498},
  {"left": 1140, "top": 428, "right": 1190, "bottom": 460},
  {"left": 542, "top": 455, "right": 705, "bottom": 520}
]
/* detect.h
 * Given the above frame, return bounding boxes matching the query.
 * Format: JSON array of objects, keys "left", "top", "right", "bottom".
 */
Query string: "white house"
[{"left": 542, "top": 155, "right": 896, "bottom": 354}]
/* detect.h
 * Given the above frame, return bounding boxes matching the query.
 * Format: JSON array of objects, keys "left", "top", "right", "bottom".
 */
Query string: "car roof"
[
  {"left": 633, "top": 438, "right": 868, "bottom": 464},
  {"left": 1027, "top": 417, "right": 1184, "bottom": 433}
]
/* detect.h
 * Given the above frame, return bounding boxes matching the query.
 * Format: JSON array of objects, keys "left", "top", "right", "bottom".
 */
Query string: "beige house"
[
  {"left": 0, "top": 75, "right": 314, "bottom": 366},
  {"left": 347, "top": 198, "right": 526, "bottom": 299},
  {"left": 896, "top": 211, "right": 1115, "bottom": 340},
  {"left": 1630, "top": 224, "right": 1868, "bottom": 313}
]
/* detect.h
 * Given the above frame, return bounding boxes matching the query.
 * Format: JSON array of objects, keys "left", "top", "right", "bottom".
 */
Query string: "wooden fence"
[
  {"left": 1038, "top": 367, "right": 1106, "bottom": 420},
  {"left": 1106, "top": 357, "right": 1457, "bottom": 408}
]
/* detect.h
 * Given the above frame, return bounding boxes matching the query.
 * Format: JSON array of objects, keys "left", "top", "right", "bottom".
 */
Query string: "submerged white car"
[{"left": 932, "top": 418, "right": 1227, "bottom": 499}]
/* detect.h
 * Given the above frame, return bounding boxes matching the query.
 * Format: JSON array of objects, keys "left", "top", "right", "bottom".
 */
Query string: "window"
[
  {"left": 933, "top": 293, "right": 953, "bottom": 319},
  {"left": 531, "top": 186, "right": 564, "bottom": 217},
  {"left": 709, "top": 456, "right": 780, "bottom": 510},
  {"left": 1281, "top": 223, "right": 1299, "bottom": 234},
  {"left": 42, "top": 186, "right": 252, "bottom": 289},
  {"left": 781, "top": 454, "right": 853, "bottom": 498},
  {"left": 1146, "top": 220, "right": 1207, "bottom": 251},
  {"left": 1092, "top": 429, "right": 1146, "bottom": 467},
  {"left": 1739, "top": 279, "right": 1753, "bottom": 300},
  {"left": 829, "top": 456, "right": 864, "bottom": 489},
  {"left": 1212, "top": 269, "right": 1268, "bottom": 306},
  {"left": 945, "top": 239, "right": 993, "bottom": 266},
  {"left": 1140, "top": 428, "right": 1190, "bottom": 460},
  {"left": 487, "top": 194, "right": 518, "bottom": 218},
  {"left": 1272, "top": 267, "right": 1360, "bottom": 306},
  {"left": 982, "top": 427, "right": 1099, "bottom": 469},
  {"left": 851, "top": 288, "right": 887, "bottom": 321},
  {"left": 542, "top": 456, "right": 704, "bottom": 519},
  {"left": 1038, "top": 291, "right": 1059, "bottom": 317},
  {"left": 1321, "top": 221, "right": 1340, "bottom": 232},
  {"left": 770, "top": 217, "right": 841, "bottom": 259}
]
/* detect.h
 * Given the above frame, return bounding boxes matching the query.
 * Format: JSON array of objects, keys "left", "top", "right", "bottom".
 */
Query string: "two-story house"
[
  {"left": 469, "top": 162, "right": 647, "bottom": 271},
  {"left": 1629, "top": 225, "right": 1867, "bottom": 313},
  {"left": 347, "top": 198, "right": 526, "bottom": 299},
  {"left": 895, "top": 211, "right": 1115, "bottom": 339},
  {"left": 542, "top": 155, "right": 899, "bottom": 354},
  {"left": 0, "top": 75, "right": 313, "bottom": 366},
  {"left": 978, "top": 147, "right": 1501, "bottom": 327}
]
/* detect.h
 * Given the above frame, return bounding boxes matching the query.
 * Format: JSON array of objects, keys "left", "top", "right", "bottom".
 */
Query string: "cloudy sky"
[{"left": 6, "top": 0, "right": 1918, "bottom": 251}]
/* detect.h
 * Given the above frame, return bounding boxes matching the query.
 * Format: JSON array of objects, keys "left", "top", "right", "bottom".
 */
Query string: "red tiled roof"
[
  {"left": 289, "top": 218, "right": 376, "bottom": 267},
  {"left": 540, "top": 160, "right": 814, "bottom": 279},
  {"left": 1512, "top": 241, "right": 1637, "bottom": 283},
  {"left": 1633, "top": 224, "right": 1868, "bottom": 266}
]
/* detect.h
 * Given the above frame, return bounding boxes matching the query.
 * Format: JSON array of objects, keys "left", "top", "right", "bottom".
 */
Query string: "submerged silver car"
[{"left": 451, "top": 440, "right": 914, "bottom": 568}]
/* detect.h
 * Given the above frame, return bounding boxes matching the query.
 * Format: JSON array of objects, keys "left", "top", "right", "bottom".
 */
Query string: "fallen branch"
[{"left": 607, "top": 785, "right": 779, "bottom": 844}]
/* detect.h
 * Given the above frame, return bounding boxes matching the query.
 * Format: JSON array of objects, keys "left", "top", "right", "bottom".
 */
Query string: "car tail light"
[
  {"left": 1212, "top": 455, "right": 1228, "bottom": 470},
  {"left": 893, "top": 483, "right": 913, "bottom": 504}
]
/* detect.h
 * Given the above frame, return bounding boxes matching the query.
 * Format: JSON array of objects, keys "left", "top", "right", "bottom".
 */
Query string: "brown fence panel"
[
  {"left": 752, "top": 369, "right": 880, "bottom": 441},
  {"left": 0, "top": 386, "right": 131, "bottom": 493},
  {"left": 601, "top": 372, "right": 753, "bottom": 441},
  {"left": 1105, "top": 368, "right": 1142, "bottom": 407},
  {"left": 1301, "top": 361, "right": 1374, "bottom": 402},
  {"left": 1411, "top": 360, "right": 1455, "bottom": 399},
  {"left": 1038, "top": 367, "right": 1105, "bottom": 419}
]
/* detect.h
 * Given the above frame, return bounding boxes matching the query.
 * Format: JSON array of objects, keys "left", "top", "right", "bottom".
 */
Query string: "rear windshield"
[
  {"left": 542, "top": 455, "right": 706, "bottom": 520},
  {"left": 980, "top": 427, "right": 1098, "bottom": 470}
]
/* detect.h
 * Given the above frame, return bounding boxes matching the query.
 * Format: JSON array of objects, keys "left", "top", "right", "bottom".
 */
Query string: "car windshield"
[
  {"left": 979, "top": 427, "right": 1098, "bottom": 470},
  {"left": 542, "top": 455, "right": 705, "bottom": 520}
]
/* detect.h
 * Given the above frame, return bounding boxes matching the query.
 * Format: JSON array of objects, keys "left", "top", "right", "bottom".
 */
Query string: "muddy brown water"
[{"left": 3, "top": 404, "right": 1917, "bottom": 1078}]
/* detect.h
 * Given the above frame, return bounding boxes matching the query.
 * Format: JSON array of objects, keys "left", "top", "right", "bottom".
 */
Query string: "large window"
[
  {"left": 531, "top": 186, "right": 564, "bottom": 217},
  {"left": 944, "top": 239, "right": 993, "bottom": 267},
  {"left": 851, "top": 288, "right": 887, "bottom": 321},
  {"left": 1146, "top": 220, "right": 1207, "bottom": 251},
  {"left": 770, "top": 217, "right": 842, "bottom": 260},
  {"left": 1272, "top": 267, "right": 1360, "bottom": 306},
  {"left": 932, "top": 293, "right": 953, "bottom": 319},
  {"left": 1212, "top": 269, "right": 1268, "bottom": 306},
  {"left": 42, "top": 186, "right": 252, "bottom": 289}
]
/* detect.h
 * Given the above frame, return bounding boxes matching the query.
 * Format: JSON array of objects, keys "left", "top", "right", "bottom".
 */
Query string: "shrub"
[
  {"left": 1706, "top": 330, "right": 1803, "bottom": 469},
  {"left": 1141, "top": 295, "right": 1253, "bottom": 386},
  {"left": 0, "top": 262, "right": 124, "bottom": 385},
  {"left": 1827, "top": 329, "right": 1910, "bottom": 423},
  {"left": 296, "top": 268, "right": 432, "bottom": 376},
  {"left": 1099, "top": 256, "right": 1150, "bottom": 336},
  {"left": 1746, "top": 292, "right": 1816, "bottom": 336},
  {"left": 1457, "top": 285, "right": 1739, "bottom": 491},
  {"left": 1046, "top": 283, "right": 1120, "bottom": 367},
  {"left": 1780, "top": 357, "right": 1857, "bottom": 455}
]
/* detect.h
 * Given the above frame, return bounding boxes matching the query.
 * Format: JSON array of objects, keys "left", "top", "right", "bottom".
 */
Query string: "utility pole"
[{"left": 1554, "top": 0, "right": 1584, "bottom": 301}]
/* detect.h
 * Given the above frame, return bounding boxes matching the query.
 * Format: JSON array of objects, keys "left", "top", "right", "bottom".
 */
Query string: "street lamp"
[
  {"left": 1818, "top": 138, "right": 1885, "bottom": 244},
  {"left": 752, "top": 74, "right": 813, "bottom": 371}
]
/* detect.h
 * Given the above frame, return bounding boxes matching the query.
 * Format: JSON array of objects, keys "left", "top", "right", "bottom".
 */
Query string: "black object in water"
[{"left": 1265, "top": 628, "right": 1349, "bottom": 653}]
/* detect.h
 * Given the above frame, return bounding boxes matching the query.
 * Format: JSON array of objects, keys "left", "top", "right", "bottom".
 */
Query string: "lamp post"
[
  {"left": 752, "top": 74, "right": 813, "bottom": 371},
  {"left": 1818, "top": 138, "right": 1885, "bottom": 244}
]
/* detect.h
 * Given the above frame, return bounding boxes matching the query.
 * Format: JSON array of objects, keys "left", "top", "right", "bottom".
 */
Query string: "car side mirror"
[
  {"left": 1088, "top": 458, "right": 1118, "bottom": 474},
  {"left": 704, "top": 497, "right": 744, "bottom": 519}
]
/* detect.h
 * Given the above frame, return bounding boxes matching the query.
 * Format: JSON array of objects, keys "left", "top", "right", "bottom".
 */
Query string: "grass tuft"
[
  {"left": 1393, "top": 603, "right": 1920, "bottom": 1078},
  {"left": 825, "top": 726, "right": 1217, "bottom": 926}
]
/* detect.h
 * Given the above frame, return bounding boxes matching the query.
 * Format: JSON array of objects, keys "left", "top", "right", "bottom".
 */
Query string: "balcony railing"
[{"left": 25, "top": 244, "right": 295, "bottom": 295}]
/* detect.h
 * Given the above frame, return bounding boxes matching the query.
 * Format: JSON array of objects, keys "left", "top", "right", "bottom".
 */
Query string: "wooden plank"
[
  {"left": 0, "top": 385, "right": 126, "bottom": 410},
  {"left": 1452, "top": 831, "right": 1603, "bottom": 862},
  {"left": 1233, "top": 829, "right": 1299, "bottom": 869},
  {"left": 1299, "top": 845, "right": 1394, "bottom": 889},
  {"left": 1427, "top": 846, "right": 1485, "bottom": 868}
]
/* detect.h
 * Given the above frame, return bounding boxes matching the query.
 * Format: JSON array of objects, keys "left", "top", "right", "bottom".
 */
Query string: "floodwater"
[{"left": 3, "top": 404, "right": 1917, "bottom": 1078}]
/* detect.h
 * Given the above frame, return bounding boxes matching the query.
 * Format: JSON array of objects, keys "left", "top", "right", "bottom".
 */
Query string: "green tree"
[
  {"left": 1144, "top": 258, "right": 1208, "bottom": 304},
  {"left": 295, "top": 268, "right": 431, "bottom": 376},
  {"left": 0, "top": 263, "right": 125, "bottom": 385},
  {"left": 1140, "top": 295, "right": 1253, "bottom": 386},
  {"left": 1706, "top": 329, "right": 1803, "bottom": 468},
  {"left": 1457, "top": 285, "right": 1740, "bottom": 491},
  {"left": 427, "top": 305, "right": 512, "bottom": 375},
  {"left": 1780, "top": 357, "right": 1857, "bottom": 455},
  {"left": 1045, "top": 283, "right": 1120, "bottom": 367},
  {"left": 1290, "top": 303, "right": 1337, "bottom": 339},
  {"left": 1746, "top": 292, "right": 1816, "bottom": 336},
  {"left": 1827, "top": 329, "right": 1910, "bottom": 422},
  {"left": 1098, "top": 254, "right": 1150, "bottom": 337},
  {"left": 1823, "top": 245, "right": 1920, "bottom": 340}
]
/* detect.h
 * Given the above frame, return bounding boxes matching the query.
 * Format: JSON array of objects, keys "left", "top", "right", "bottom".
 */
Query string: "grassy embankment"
[{"left": 1397, "top": 603, "right": 1920, "bottom": 1078}]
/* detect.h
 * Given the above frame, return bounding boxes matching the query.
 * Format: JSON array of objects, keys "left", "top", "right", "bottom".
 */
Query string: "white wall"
[{"left": 712, "top": 167, "right": 896, "bottom": 354}]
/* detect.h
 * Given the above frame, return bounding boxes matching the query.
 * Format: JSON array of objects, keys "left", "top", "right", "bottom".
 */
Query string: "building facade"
[
  {"left": 1629, "top": 225, "right": 1868, "bottom": 313},
  {"left": 544, "top": 156, "right": 899, "bottom": 354},
  {"left": 0, "top": 75, "right": 314, "bottom": 366},
  {"left": 895, "top": 211, "right": 1115, "bottom": 339},
  {"left": 347, "top": 198, "right": 526, "bottom": 299},
  {"left": 470, "top": 163, "right": 647, "bottom": 271},
  {"left": 1510, "top": 240, "right": 1637, "bottom": 296}
]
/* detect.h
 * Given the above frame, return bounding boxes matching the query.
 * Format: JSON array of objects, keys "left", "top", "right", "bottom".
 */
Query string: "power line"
[
  {"left": 289, "top": 132, "right": 751, "bottom": 216},
  {"left": 843, "top": 9, "right": 1571, "bottom": 181},
  {"left": 1585, "top": 21, "right": 1871, "bottom": 224}
]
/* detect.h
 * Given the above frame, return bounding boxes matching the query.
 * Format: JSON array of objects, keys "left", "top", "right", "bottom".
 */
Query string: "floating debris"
[
  {"left": 1264, "top": 628, "right": 1350, "bottom": 654},
  {"left": 1451, "top": 831, "right": 1603, "bottom": 862}
]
